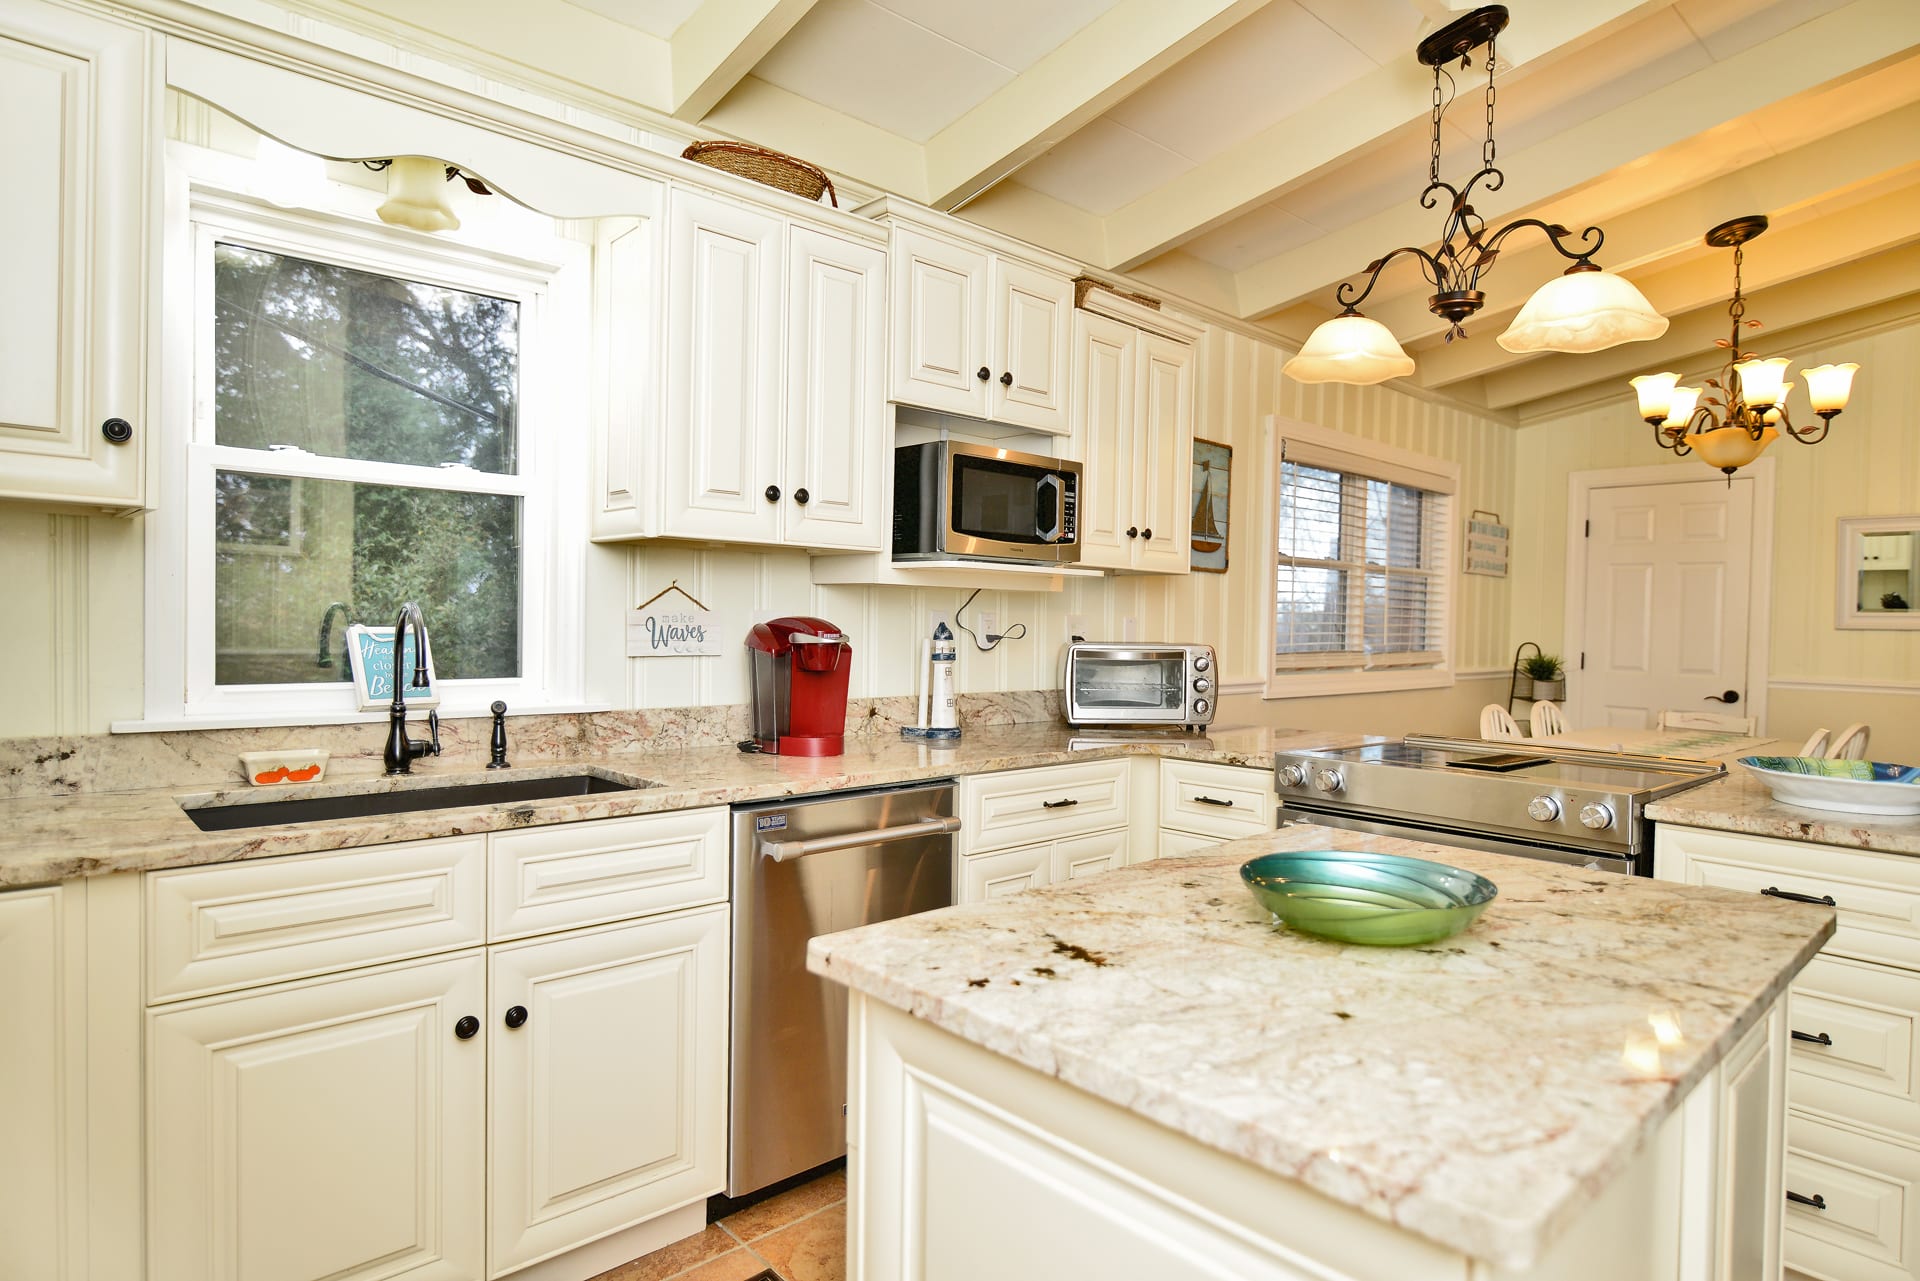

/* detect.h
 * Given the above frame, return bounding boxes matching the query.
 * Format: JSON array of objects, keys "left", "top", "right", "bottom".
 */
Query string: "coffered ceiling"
[{"left": 261, "top": 0, "right": 1920, "bottom": 414}]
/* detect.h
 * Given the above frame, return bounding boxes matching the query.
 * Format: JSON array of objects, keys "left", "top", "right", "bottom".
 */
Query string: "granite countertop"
[
  {"left": 0, "top": 724, "right": 1366, "bottom": 888},
  {"left": 807, "top": 824, "right": 1835, "bottom": 1270},
  {"left": 1647, "top": 763, "right": 1920, "bottom": 855}
]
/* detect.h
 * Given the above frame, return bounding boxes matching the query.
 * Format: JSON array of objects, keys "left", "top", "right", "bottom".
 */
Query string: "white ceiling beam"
[
  {"left": 1099, "top": 0, "right": 1663, "bottom": 273},
  {"left": 1361, "top": 100, "right": 1920, "bottom": 348},
  {"left": 669, "top": 0, "right": 820, "bottom": 121},
  {"left": 1232, "top": 0, "right": 1920, "bottom": 319},
  {"left": 920, "top": 0, "right": 1267, "bottom": 211},
  {"left": 698, "top": 74, "right": 926, "bottom": 197}
]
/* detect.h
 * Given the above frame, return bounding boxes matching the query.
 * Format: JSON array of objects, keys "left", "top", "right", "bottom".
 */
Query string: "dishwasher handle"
[{"left": 760, "top": 815, "right": 962, "bottom": 862}]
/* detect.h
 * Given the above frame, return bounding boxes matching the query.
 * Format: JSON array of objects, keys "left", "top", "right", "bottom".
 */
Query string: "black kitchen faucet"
[{"left": 382, "top": 601, "right": 441, "bottom": 775}]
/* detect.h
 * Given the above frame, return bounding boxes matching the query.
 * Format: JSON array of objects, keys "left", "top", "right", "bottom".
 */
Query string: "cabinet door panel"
[
  {"left": 784, "top": 227, "right": 886, "bottom": 551},
  {"left": 488, "top": 907, "right": 727, "bottom": 1275},
  {"left": 149, "top": 952, "right": 486, "bottom": 1281},
  {"left": 663, "top": 190, "right": 782, "bottom": 543},
  {"left": 0, "top": 4, "right": 151, "bottom": 508},
  {"left": 1131, "top": 333, "right": 1195, "bottom": 575},
  {"left": 990, "top": 258, "right": 1072, "bottom": 433},
  {"left": 891, "top": 227, "right": 987, "bottom": 415},
  {"left": 1050, "top": 829, "right": 1129, "bottom": 883},
  {"left": 592, "top": 207, "right": 664, "bottom": 539},
  {"left": 1069, "top": 311, "right": 1136, "bottom": 570},
  {"left": 0, "top": 884, "right": 85, "bottom": 1281},
  {"left": 959, "top": 844, "right": 1050, "bottom": 904}
]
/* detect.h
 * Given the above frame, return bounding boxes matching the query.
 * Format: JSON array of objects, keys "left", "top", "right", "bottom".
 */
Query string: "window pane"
[
  {"left": 1364, "top": 480, "right": 1425, "bottom": 568},
  {"left": 213, "top": 243, "right": 519, "bottom": 473},
  {"left": 1277, "top": 463, "right": 1344, "bottom": 560},
  {"left": 1275, "top": 565, "right": 1347, "bottom": 654},
  {"left": 1364, "top": 573, "right": 1430, "bottom": 653},
  {"left": 214, "top": 471, "right": 521, "bottom": 685}
]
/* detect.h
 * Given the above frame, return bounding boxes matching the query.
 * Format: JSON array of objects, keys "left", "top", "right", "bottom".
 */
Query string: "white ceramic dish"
[
  {"left": 1737, "top": 755, "right": 1920, "bottom": 816},
  {"left": 240, "top": 749, "right": 330, "bottom": 787}
]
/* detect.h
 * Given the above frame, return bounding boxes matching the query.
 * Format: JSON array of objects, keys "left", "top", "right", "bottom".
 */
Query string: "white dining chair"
[
  {"left": 1829, "top": 723, "right": 1871, "bottom": 759},
  {"left": 1797, "top": 729, "right": 1831, "bottom": 758},
  {"left": 1529, "top": 701, "right": 1567, "bottom": 738},
  {"left": 1656, "top": 709, "right": 1758, "bottom": 735},
  {"left": 1480, "top": 704, "right": 1522, "bottom": 740}
]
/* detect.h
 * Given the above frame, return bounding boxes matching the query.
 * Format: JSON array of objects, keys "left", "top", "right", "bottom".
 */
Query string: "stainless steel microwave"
[
  {"left": 1063, "top": 642, "right": 1217, "bottom": 730},
  {"left": 892, "top": 441, "right": 1080, "bottom": 564}
]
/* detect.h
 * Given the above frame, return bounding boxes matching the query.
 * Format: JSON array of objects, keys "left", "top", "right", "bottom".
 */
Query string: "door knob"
[
  {"left": 1126, "top": 526, "right": 1138, "bottom": 539},
  {"left": 793, "top": 488, "right": 810, "bottom": 505},
  {"left": 101, "top": 417, "right": 133, "bottom": 444},
  {"left": 764, "top": 485, "right": 781, "bottom": 502},
  {"left": 999, "top": 371, "right": 1013, "bottom": 386},
  {"left": 454, "top": 1016, "right": 480, "bottom": 1040},
  {"left": 1141, "top": 528, "right": 1152, "bottom": 541},
  {"left": 1704, "top": 690, "right": 1741, "bottom": 703},
  {"left": 976, "top": 366, "right": 991, "bottom": 382},
  {"left": 503, "top": 1005, "right": 528, "bottom": 1029}
]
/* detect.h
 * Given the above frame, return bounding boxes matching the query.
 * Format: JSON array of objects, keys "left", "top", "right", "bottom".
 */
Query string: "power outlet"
[
  {"left": 1064, "top": 613, "right": 1089, "bottom": 641},
  {"left": 977, "top": 612, "right": 999, "bottom": 640},
  {"left": 926, "top": 610, "right": 951, "bottom": 638}
]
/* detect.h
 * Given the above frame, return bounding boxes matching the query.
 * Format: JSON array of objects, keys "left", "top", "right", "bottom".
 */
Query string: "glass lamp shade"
[
  {"left": 1733, "top": 356, "right": 1791, "bottom": 408},
  {"left": 376, "top": 156, "right": 460, "bottom": 232},
  {"left": 1802, "top": 363, "right": 1859, "bottom": 413},
  {"left": 1498, "top": 268, "right": 1668, "bottom": 354},
  {"left": 1690, "top": 424, "right": 1778, "bottom": 472},
  {"left": 1661, "top": 385, "right": 1702, "bottom": 430},
  {"left": 1630, "top": 372, "right": 1680, "bottom": 423},
  {"left": 1282, "top": 313, "right": 1415, "bottom": 385},
  {"left": 1763, "top": 382, "right": 1794, "bottom": 426}
]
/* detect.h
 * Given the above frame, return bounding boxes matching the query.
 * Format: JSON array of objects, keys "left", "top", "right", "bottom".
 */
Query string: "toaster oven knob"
[
  {"left": 1311, "top": 768, "right": 1344, "bottom": 794},
  {"left": 1193, "top": 698, "right": 1209, "bottom": 716},
  {"left": 1277, "top": 764, "right": 1307, "bottom": 789},
  {"left": 1192, "top": 677, "right": 1211, "bottom": 694},
  {"left": 1578, "top": 802, "right": 1615, "bottom": 830},
  {"left": 1193, "top": 654, "right": 1211, "bottom": 673},
  {"left": 1526, "top": 795, "right": 1562, "bottom": 823}
]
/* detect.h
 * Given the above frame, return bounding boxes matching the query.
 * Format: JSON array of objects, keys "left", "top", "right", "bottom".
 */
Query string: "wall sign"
[
  {"left": 627, "top": 581, "right": 723, "bottom": 657},
  {"left": 1190, "top": 438, "right": 1232, "bottom": 574},
  {"left": 345, "top": 624, "right": 441, "bottom": 711},
  {"left": 1465, "top": 509, "right": 1510, "bottom": 578}
]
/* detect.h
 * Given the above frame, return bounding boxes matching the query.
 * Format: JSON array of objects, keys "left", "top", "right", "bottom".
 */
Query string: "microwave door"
[{"left": 951, "top": 454, "right": 1052, "bottom": 560}]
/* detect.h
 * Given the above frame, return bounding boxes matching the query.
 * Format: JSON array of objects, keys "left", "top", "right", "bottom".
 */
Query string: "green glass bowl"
[{"left": 1239, "top": 850, "right": 1499, "bottom": 946}]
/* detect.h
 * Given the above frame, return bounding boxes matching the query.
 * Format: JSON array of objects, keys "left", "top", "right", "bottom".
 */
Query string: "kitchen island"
[{"left": 809, "top": 823, "right": 1835, "bottom": 1281}]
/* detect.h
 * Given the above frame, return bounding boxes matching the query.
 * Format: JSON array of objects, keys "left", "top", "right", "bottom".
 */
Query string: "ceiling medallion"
[
  {"left": 1284, "top": 5, "right": 1668, "bottom": 386},
  {"left": 1629, "top": 215, "right": 1859, "bottom": 476}
]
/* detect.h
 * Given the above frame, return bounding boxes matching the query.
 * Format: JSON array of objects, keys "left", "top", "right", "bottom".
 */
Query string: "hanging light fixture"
[
  {"left": 1628, "top": 214, "right": 1859, "bottom": 476},
  {"left": 371, "top": 157, "right": 495, "bottom": 233},
  {"left": 1283, "top": 5, "right": 1667, "bottom": 386}
]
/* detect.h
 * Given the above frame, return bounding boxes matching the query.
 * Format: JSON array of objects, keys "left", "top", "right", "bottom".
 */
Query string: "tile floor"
[{"left": 590, "top": 1169, "right": 847, "bottom": 1281}]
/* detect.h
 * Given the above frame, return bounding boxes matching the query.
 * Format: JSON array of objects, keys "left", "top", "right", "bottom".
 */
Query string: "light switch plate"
[{"left": 1122, "top": 616, "right": 1140, "bottom": 642}]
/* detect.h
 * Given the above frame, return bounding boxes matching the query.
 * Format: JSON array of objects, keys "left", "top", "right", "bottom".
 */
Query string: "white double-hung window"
[
  {"left": 141, "top": 144, "right": 588, "bottom": 725},
  {"left": 1266, "top": 420, "right": 1458, "bottom": 697}
]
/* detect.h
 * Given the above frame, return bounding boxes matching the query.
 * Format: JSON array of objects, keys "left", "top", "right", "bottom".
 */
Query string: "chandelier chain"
[
  {"left": 1429, "top": 66, "right": 1444, "bottom": 187},
  {"left": 1483, "top": 40, "right": 1497, "bottom": 170},
  {"left": 1728, "top": 242, "right": 1746, "bottom": 329}
]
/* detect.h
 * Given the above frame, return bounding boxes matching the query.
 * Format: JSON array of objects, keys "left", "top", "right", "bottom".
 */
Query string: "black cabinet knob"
[
  {"left": 1126, "top": 526, "right": 1138, "bottom": 539},
  {"left": 504, "top": 1005, "right": 528, "bottom": 1029},
  {"left": 976, "top": 366, "right": 991, "bottom": 381},
  {"left": 794, "top": 488, "right": 810, "bottom": 505},
  {"left": 1142, "top": 528, "right": 1153, "bottom": 540},
  {"left": 101, "top": 417, "right": 133, "bottom": 444},
  {"left": 454, "top": 1016, "right": 480, "bottom": 1040},
  {"left": 999, "top": 371, "right": 1013, "bottom": 386},
  {"left": 764, "top": 485, "right": 781, "bottom": 502}
]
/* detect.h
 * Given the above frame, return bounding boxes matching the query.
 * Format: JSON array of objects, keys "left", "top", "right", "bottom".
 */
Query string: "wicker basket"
[
  {"left": 1073, "top": 276, "right": 1161, "bottom": 311},
  {"left": 681, "top": 141, "right": 837, "bottom": 206}
]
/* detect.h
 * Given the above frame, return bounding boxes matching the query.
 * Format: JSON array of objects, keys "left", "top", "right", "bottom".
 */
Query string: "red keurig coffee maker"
[{"left": 745, "top": 617, "right": 852, "bottom": 756}]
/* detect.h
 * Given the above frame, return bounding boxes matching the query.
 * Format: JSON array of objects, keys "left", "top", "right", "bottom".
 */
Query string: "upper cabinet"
[
  {"left": 596, "top": 187, "right": 887, "bottom": 551},
  {"left": 883, "top": 211, "right": 1074, "bottom": 435},
  {"left": 0, "top": 1, "right": 156, "bottom": 511}
]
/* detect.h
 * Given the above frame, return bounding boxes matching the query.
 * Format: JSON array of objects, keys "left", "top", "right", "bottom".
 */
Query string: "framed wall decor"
[
  {"left": 1190, "top": 438, "right": 1232, "bottom": 573},
  {"left": 344, "top": 623, "right": 441, "bottom": 711},
  {"left": 1464, "top": 510, "right": 1510, "bottom": 577}
]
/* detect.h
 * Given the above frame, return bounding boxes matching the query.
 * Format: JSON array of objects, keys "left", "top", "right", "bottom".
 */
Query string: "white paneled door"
[{"left": 1575, "top": 477, "right": 1758, "bottom": 729}]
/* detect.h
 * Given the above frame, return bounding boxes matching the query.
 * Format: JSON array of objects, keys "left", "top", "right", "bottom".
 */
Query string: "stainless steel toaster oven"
[{"left": 1063, "top": 642, "right": 1217, "bottom": 730}]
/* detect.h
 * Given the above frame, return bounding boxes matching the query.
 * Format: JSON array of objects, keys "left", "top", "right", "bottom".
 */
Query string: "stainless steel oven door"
[
  {"left": 940, "top": 442, "right": 1080, "bottom": 563},
  {"left": 1067, "top": 646, "right": 1195, "bottom": 725},
  {"left": 1277, "top": 804, "right": 1641, "bottom": 876}
]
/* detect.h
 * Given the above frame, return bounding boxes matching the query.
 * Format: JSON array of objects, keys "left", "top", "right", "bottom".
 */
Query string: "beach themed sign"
[
  {"left": 1465, "top": 510, "right": 1510, "bottom": 578},
  {"left": 345, "top": 624, "right": 441, "bottom": 711},
  {"left": 627, "top": 581, "right": 724, "bottom": 657},
  {"left": 1190, "top": 438, "right": 1232, "bottom": 573}
]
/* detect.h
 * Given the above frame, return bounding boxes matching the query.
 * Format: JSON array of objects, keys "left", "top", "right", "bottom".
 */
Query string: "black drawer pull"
[
  {"left": 1042, "top": 798, "right": 1079, "bottom": 809},
  {"left": 1786, "top": 1190, "right": 1827, "bottom": 1211},
  {"left": 1194, "top": 795, "right": 1235, "bottom": 808},
  {"left": 1762, "top": 886, "right": 1837, "bottom": 907},
  {"left": 1791, "top": 1030, "right": 1833, "bottom": 1047}
]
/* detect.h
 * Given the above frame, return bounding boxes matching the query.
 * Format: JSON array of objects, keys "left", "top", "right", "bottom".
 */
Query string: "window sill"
[
  {"left": 1263, "top": 669, "right": 1454, "bottom": 699},
  {"left": 111, "top": 703, "right": 614, "bottom": 734}
]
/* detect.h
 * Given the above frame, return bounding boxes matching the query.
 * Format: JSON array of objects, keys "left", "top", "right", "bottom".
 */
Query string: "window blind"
[{"left": 1274, "top": 437, "right": 1452, "bottom": 674}]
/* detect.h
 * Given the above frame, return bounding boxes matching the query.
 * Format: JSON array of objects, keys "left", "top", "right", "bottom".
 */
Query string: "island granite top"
[{"left": 807, "top": 823, "right": 1834, "bottom": 1270}]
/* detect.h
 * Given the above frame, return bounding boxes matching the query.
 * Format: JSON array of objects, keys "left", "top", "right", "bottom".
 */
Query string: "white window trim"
[
  {"left": 136, "top": 141, "right": 591, "bottom": 727},
  {"left": 1262, "top": 416, "right": 1461, "bottom": 699}
]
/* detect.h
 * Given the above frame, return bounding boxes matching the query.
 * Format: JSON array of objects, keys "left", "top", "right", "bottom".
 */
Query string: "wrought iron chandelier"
[
  {"left": 1284, "top": 5, "right": 1668, "bottom": 386},
  {"left": 1629, "top": 215, "right": 1859, "bottom": 476}
]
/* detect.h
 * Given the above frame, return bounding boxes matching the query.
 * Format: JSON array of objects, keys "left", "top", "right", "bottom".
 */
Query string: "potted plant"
[
  {"left": 1524, "top": 653, "right": 1567, "bottom": 701},
  {"left": 1883, "top": 591, "right": 1910, "bottom": 611}
]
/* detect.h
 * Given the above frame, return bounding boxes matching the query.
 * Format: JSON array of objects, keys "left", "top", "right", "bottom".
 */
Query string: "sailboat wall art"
[{"left": 1190, "top": 438, "right": 1232, "bottom": 574}]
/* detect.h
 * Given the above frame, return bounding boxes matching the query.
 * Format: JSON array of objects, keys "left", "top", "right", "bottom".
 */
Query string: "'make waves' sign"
[{"left": 626, "top": 607, "right": 723, "bottom": 657}]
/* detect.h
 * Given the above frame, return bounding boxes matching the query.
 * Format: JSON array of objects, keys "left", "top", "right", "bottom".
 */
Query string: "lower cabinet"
[{"left": 959, "top": 829, "right": 1130, "bottom": 903}]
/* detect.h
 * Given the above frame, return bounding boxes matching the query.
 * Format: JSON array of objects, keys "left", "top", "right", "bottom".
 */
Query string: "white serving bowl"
[
  {"left": 1737, "top": 756, "right": 1920, "bottom": 816},
  {"left": 240, "top": 749, "right": 330, "bottom": 787}
]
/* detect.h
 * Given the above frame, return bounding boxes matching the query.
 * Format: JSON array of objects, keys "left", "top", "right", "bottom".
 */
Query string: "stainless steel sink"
[{"left": 183, "top": 772, "right": 653, "bottom": 832}]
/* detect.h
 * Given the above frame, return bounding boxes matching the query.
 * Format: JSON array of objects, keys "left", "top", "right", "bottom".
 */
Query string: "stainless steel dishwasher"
[{"left": 728, "top": 780, "right": 957, "bottom": 1197}]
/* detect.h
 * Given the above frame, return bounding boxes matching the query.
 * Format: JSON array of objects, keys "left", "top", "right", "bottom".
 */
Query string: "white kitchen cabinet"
[
  {"left": 148, "top": 951, "right": 489, "bottom": 1281},
  {"left": 1156, "top": 760, "right": 1276, "bottom": 859},
  {"left": 1861, "top": 534, "right": 1912, "bottom": 571},
  {"left": 1069, "top": 310, "right": 1198, "bottom": 574},
  {"left": 957, "top": 830, "right": 1131, "bottom": 905},
  {"left": 956, "top": 762, "right": 1135, "bottom": 904},
  {"left": 989, "top": 257, "right": 1073, "bottom": 431},
  {"left": 488, "top": 906, "right": 727, "bottom": 1276},
  {"left": 0, "top": 0, "right": 155, "bottom": 511}
]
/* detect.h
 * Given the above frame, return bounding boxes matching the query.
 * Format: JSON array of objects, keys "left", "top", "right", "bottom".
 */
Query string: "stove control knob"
[
  {"left": 1277, "top": 764, "right": 1307, "bottom": 789},
  {"left": 1193, "top": 654, "right": 1211, "bottom": 673},
  {"left": 1526, "top": 795, "right": 1562, "bottom": 823},
  {"left": 1193, "top": 698, "right": 1210, "bottom": 716},
  {"left": 1578, "top": 802, "right": 1615, "bottom": 830},
  {"left": 1192, "top": 677, "right": 1212, "bottom": 694},
  {"left": 1311, "top": 768, "right": 1344, "bottom": 794}
]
